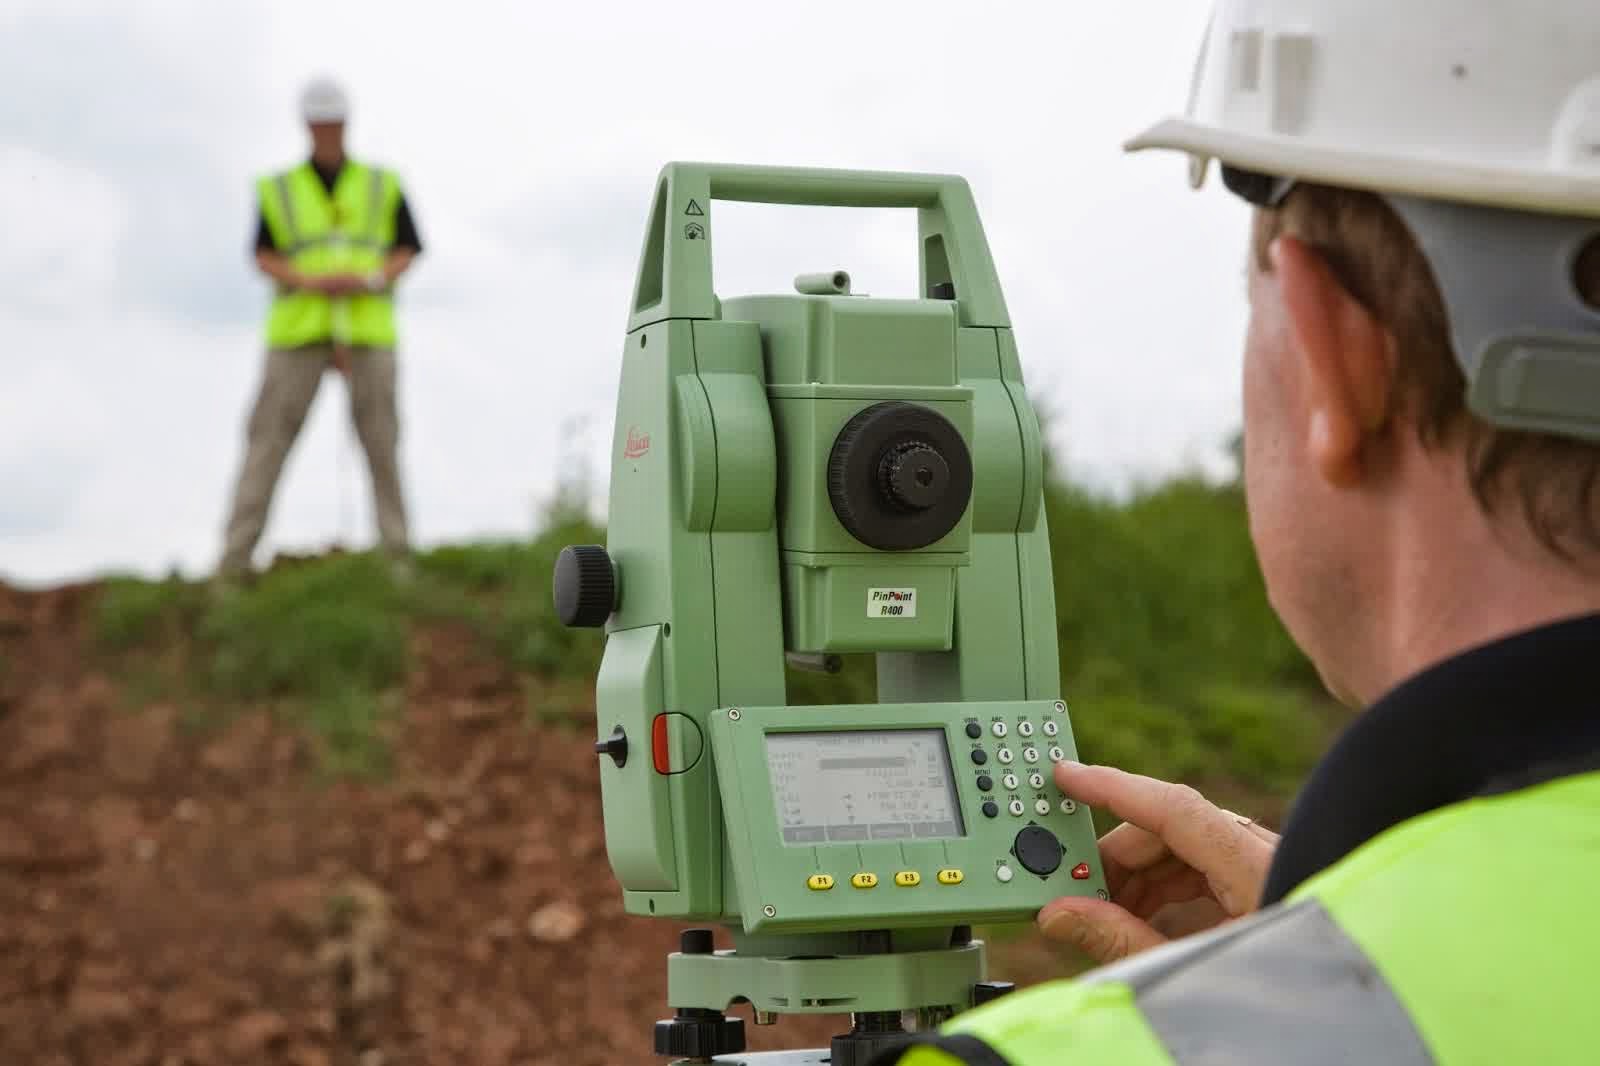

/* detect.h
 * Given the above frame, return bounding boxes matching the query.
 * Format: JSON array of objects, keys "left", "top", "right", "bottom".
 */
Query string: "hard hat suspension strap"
[{"left": 1388, "top": 196, "right": 1600, "bottom": 443}]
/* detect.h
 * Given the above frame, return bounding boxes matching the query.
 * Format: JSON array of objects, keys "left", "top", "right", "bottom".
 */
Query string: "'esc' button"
[{"left": 807, "top": 874, "right": 836, "bottom": 891}]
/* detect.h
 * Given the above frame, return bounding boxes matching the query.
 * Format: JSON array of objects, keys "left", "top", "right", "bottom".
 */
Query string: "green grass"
[
  {"left": 201, "top": 552, "right": 408, "bottom": 703},
  {"left": 93, "top": 518, "right": 607, "bottom": 777},
  {"left": 90, "top": 472, "right": 1338, "bottom": 801},
  {"left": 97, "top": 574, "right": 202, "bottom": 651}
]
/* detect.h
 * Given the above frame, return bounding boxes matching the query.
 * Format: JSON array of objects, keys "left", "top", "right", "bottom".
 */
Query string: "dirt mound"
[{"left": 0, "top": 582, "right": 884, "bottom": 1066}]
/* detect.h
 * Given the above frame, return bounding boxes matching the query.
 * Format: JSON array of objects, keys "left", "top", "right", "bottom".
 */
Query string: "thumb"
[{"left": 1037, "top": 897, "right": 1168, "bottom": 965}]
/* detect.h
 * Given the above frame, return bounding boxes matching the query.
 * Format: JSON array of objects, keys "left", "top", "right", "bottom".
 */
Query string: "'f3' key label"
[{"left": 867, "top": 588, "right": 917, "bottom": 618}]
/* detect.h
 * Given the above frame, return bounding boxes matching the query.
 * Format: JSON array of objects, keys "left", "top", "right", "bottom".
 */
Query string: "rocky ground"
[{"left": 0, "top": 582, "right": 1070, "bottom": 1066}]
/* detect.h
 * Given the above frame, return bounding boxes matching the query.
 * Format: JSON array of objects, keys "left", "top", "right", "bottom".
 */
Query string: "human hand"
[
  {"left": 305, "top": 274, "right": 366, "bottom": 297},
  {"left": 329, "top": 346, "right": 352, "bottom": 377},
  {"left": 1036, "top": 762, "right": 1279, "bottom": 964}
]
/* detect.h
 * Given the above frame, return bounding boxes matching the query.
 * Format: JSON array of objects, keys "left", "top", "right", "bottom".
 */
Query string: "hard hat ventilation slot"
[
  {"left": 1230, "top": 30, "right": 1263, "bottom": 92},
  {"left": 1552, "top": 78, "right": 1600, "bottom": 172},
  {"left": 1574, "top": 234, "right": 1600, "bottom": 313}
]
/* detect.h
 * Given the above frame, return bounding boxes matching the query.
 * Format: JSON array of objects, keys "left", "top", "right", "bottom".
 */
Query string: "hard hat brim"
[{"left": 1126, "top": 117, "right": 1600, "bottom": 221}]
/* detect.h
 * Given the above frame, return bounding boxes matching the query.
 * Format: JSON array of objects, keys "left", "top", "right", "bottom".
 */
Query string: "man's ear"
[{"left": 1271, "top": 236, "right": 1395, "bottom": 489}]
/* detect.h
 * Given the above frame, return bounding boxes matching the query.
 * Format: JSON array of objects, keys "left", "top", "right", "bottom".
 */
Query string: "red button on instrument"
[
  {"left": 652, "top": 714, "right": 670, "bottom": 774},
  {"left": 1071, "top": 863, "right": 1091, "bottom": 880}
]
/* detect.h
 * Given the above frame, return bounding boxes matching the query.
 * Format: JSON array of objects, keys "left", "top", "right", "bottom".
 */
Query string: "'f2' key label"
[{"left": 867, "top": 588, "right": 917, "bottom": 618}]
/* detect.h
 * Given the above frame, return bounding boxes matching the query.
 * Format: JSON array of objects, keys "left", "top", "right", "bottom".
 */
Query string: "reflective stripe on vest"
[
  {"left": 268, "top": 169, "right": 391, "bottom": 256},
  {"left": 259, "top": 161, "right": 398, "bottom": 349},
  {"left": 888, "top": 901, "right": 1433, "bottom": 1066},
  {"left": 1098, "top": 900, "right": 1432, "bottom": 1065}
]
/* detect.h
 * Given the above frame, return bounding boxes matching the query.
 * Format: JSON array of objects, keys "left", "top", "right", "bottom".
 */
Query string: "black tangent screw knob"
[
  {"left": 879, "top": 441, "right": 950, "bottom": 512},
  {"left": 593, "top": 725, "right": 627, "bottom": 768},
  {"left": 973, "top": 981, "right": 1016, "bottom": 1006},
  {"left": 654, "top": 1011, "right": 746, "bottom": 1058},
  {"left": 553, "top": 545, "right": 616, "bottom": 628},
  {"left": 680, "top": 928, "right": 715, "bottom": 955}
]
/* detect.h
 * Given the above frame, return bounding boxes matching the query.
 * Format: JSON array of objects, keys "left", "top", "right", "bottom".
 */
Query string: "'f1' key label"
[{"left": 867, "top": 588, "right": 917, "bottom": 618}]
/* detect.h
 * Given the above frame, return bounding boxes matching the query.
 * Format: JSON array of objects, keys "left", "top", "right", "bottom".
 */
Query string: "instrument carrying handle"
[{"left": 628, "top": 162, "right": 1010, "bottom": 330}]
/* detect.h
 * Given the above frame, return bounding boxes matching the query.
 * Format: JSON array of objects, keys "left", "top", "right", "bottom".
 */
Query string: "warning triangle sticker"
[{"left": 685, "top": 199, "right": 705, "bottom": 216}]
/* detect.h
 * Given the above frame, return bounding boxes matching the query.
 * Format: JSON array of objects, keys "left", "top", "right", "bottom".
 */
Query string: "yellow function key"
[
  {"left": 806, "top": 874, "right": 836, "bottom": 891},
  {"left": 936, "top": 868, "right": 965, "bottom": 886},
  {"left": 894, "top": 871, "right": 921, "bottom": 887},
  {"left": 850, "top": 872, "right": 880, "bottom": 890}
]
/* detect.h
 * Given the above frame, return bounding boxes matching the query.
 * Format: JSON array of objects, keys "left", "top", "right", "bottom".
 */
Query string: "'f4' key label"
[{"left": 867, "top": 588, "right": 917, "bottom": 618}]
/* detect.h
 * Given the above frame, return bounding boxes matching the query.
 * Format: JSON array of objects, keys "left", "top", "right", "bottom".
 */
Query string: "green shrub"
[
  {"left": 1049, "top": 477, "right": 1313, "bottom": 698},
  {"left": 421, "top": 519, "right": 606, "bottom": 679}
]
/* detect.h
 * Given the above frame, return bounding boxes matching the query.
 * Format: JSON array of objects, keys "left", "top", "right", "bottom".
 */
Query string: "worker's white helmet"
[
  {"left": 1128, "top": 0, "right": 1600, "bottom": 219},
  {"left": 1129, "top": 0, "right": 1600, "bottom": 441},
  {"left": 299, "top": 77, "right": 349, "bottom": 124}
]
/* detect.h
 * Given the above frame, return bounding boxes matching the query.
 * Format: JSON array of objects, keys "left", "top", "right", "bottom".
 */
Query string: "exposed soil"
[{"left": 0, "top": 582, "right": 1072, "bottom": 1066}]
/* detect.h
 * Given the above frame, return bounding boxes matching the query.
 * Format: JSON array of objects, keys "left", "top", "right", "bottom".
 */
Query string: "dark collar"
[
  {"left": 1261, "top": 612, "right": 1600, "bottom": 904},
  {"left": 307, "top": 156, "right": 347, "bottom": 193}
]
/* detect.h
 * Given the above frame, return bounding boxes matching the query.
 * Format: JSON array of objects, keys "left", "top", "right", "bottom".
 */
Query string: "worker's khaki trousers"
[{"left": 218, "top": 345, "right": 409, "bottom": 575}]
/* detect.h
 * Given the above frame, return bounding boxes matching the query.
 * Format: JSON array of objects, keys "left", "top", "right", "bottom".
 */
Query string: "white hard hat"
[
  {"left": 299, "top": 77, "right": 349, "bottom": 123},
  {"left": 1127, "top": 0, "right": 1600, "bottom": 219}
]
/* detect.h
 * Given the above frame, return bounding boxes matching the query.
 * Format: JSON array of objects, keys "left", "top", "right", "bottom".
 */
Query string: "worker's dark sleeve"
[
  {"left": 393, "top": 193, "right": 423, "bottom": 254},
  {"left": 254, "top": 210, "right": 279, "bottom": 253}
]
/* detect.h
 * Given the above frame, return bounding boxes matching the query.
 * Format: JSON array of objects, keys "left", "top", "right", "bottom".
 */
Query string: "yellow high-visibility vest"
[{"left": 257, "top": 160, "right": 401, "bottom": 349}]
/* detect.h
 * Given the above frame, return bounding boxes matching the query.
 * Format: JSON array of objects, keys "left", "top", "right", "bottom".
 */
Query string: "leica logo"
[{"left": 623, "top": 426, "right": 651, "bottom": 460}]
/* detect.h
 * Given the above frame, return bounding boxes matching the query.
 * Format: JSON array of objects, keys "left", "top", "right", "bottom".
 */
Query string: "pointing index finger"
[{"left": 1054, "top": 761, "right": 1255, "bottom": 894}]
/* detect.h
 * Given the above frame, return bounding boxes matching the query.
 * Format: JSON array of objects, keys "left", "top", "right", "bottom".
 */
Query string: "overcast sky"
[{"left": 0, "top": 0, "right": 1251, "bottom": 587}]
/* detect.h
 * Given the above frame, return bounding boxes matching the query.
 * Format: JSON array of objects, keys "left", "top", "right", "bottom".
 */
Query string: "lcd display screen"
[{"left": 765, "top": 729, "right": 966, "bottom": 846}]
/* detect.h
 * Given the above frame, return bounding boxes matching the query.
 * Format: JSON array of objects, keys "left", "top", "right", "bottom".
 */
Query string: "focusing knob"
[
  {"left": 974, "top": 981, "right": 1016, "bottom": 1006},
  {"left": 553, "top": 545, "right": 616, "bottom": 627},
  {"left": 827, "top": 402, "right": 974, "bottom": 551},
  {"left": 880, "top": 442, "right": 951, "bottom": 512},
  {"left": 1012, "top": 825, "right": 1064, "bottom": 877}
]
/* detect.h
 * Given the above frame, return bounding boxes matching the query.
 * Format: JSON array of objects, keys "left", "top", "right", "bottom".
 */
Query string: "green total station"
[{"left": 555, "top": 162, "right": 1107, "bottom": 1065}]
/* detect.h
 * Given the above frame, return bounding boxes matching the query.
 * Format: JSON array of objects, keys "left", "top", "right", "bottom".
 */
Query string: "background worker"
[
  {"left": 217, "top": 76, "right": 422, "bottom": 581},
  {"left": 889, "top": 1, "right": 1600, "bottom": 1062}
]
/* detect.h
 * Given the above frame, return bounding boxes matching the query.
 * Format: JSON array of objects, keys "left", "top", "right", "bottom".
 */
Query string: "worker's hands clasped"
[
  {"left": 302, "top": 273, "right": 371, "bottom": 297},
  {"left": 286, "top": 273, "right": 369, "bottom": 297},
  {"left": 1037, "top": 762, "right": 1279, "bottom": 965}
]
